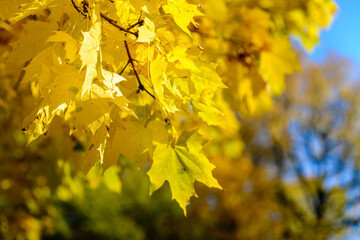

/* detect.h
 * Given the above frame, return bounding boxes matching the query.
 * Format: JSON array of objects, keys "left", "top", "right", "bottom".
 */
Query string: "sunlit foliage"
[{"left": 0, "top": 0, "right": 342, "bottom": 238}]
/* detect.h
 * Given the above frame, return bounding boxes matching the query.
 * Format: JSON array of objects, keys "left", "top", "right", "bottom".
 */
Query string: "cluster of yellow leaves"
[
  {"left": 0, "top": 0, "right": 337, "bottom": 214},
  {"left": 196, "top": 0, "right": 336, "bottom": 116}
]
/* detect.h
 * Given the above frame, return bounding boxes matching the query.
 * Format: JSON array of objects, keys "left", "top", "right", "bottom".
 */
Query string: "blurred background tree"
[{"left": 2, "top": 48, "right": 360, "bottom": 239}]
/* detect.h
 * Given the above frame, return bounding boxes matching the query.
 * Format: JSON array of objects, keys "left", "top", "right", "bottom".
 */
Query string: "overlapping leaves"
[{"left": 0, "top": 0, "right": 337, "bottom": 213}]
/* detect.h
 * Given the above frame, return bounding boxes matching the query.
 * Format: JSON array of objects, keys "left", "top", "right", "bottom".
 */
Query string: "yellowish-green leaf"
[
  {"left": 147, "top": 134, "right": 221, "bottom": 215},
  {"left": 103, "top": 166, "right": 122, "bottom": 193}
]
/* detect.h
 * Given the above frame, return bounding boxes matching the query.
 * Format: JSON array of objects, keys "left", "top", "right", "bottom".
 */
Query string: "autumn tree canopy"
[{"left": 0, "top": 0, "right": 337, "bottom": 217}]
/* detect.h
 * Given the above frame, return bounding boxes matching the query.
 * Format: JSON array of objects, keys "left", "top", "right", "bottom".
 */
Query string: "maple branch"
[
  {"left": 124, "top": 40, "right": 155, "bottom": 99},
  {"left": 100, "top": 13, "right": 138, "bottom": 37},
  {"left": 71, "top": 0, "right": 141, "bottom": 37},
  {"left": 71, "top": 0, "right": 137, "bottom": 37},
  {"left": 127, "top": 13, "right": 144, "bottom": 30},
  {"left": 127, "top": 19, "right": 144, "bottom": 30}
]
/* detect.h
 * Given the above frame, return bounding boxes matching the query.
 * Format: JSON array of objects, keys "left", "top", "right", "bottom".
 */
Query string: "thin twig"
[
  {"left": 71, "top": 0, "right": 137, "bottom": 37},
  {"left": 71, "top": 0, "right": 151, "bottom": 98},
  {"left": 124, "top": 40, "right": 155, "bottom": 99},
  {"left": 119, "top": 60, "right": 130, "bottom": 75},
  {"left": 70, "top": 0, "right": 88, "bottom": 18},
  {"left": 127, "top": 19, "right": 144, "bottom": 30},
  {"left": 100, "top": 13, "right": 138, "bottom": 37},
  {"left": 128, "top": 12, "right": 144, "bottom": 31}
]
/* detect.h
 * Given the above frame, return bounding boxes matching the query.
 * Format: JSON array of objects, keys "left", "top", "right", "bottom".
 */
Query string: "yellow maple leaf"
[
  {"left": 137, "top": 17, "right": 156, "bottom": 43},
  {"left": 162, "top": 0, "right": 204, "bottom": 36},
  {"left": 151, "top": 54, "right": 179, "bottom": 114},
  {"left": 103, "top": 118, "right": 169, "bottom": 171},
  {"left": 147, "top": 133, "right": 221, "bottom": 215},
  {"left": 79, "top": 3, "right": 101, "bottom": 98},
  {"left": 81, "top": 124, "right": 109, "bottom": 173},
  {"left": 259, "top": 39, "right": 302, "bottom": 96},
  {"left": 47, "top": 31, "right": 79, "bottom": 62}
]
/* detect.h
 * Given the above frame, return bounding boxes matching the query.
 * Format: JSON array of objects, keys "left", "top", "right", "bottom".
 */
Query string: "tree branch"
[
  {"left": 70, "top": 0, "right": 88, "bottom": 18},
  {"left": 127, "top": 19, "right": 144, "bottom": 30},
  {"left": 71, "top": 0, "right": 152, "bottom": 98},
  {"left": 71, "top": 0, "right": 138, "bottom": 37},
  {"left": 118, "top": 60, "right": 130, "bottom": 75},
  {"left": 124, "top": 40, "right": 155, "bottom": 99},
  {"left": 100, "top": 13, "right": 138, "bottom": 37}
]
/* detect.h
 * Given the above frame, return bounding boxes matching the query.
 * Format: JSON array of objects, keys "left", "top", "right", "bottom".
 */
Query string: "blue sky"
[{"left": 309, "top": 0, "right": 360, "bottom": 66}]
